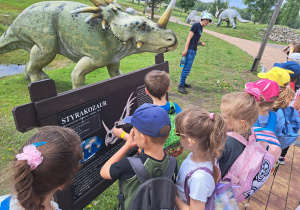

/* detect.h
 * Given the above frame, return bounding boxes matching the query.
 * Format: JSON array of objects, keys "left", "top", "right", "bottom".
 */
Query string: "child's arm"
[
  {"left": 292, "top": 95, "right": 300, "bottom": 111},
  {"left": 100, "top": 129, "right": 136, "bottom": 179},
  {"left": 112, "top": 127, "right": 129, "bottom": 141},
  {"left": 175, "top": 195, "right": 205, "bottom": 210}
]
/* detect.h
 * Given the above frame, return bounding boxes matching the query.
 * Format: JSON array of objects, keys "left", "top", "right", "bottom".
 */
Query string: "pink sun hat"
[{"left": 245, "top": 79, "right": 280, "bottom": 102}]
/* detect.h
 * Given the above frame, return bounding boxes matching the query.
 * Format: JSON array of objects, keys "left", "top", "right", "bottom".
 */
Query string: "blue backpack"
[
  {"left": 253, "top": 111, "right": 277, "bottom": 131},
  {"left": 0, "top": 196, "right": 11, "bottom": 210},
  {"left": 275, "top": 106, "right": 300, "bottom": 149}
]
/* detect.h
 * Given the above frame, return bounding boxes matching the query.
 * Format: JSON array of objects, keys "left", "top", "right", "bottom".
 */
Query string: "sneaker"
[
  {"left": 184, "top": 83, "right": 192, "bottom": 88},
  {"left": 177, "top": 86, "right": 188, "bottom": 94},
  {"left": 278, "top": 157, "right": 285, "bottom": 165}
]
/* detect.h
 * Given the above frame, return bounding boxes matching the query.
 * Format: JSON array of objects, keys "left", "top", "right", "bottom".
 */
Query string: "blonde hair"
[
  {"left": 221, "top": 92, "right": 259, "bottom": 138},
  {"left": 175, "top": 108, "right": 227, "bottom": 183},
  {"left": 272, "top": 87, "right": 295, "bottom": 110}
]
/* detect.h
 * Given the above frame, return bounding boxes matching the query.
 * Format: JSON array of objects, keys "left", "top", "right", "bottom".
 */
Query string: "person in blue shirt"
[{"left": 178, "top": 13, "right": 212, "bottom": 94}]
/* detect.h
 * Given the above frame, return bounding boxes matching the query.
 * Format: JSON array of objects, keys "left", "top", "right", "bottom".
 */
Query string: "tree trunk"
[
  {"left": 143, "top": 0, "right": 147, "bottom": 14},
  {"left": 151, "top": 1, "right": 154, "bottom": 20}
]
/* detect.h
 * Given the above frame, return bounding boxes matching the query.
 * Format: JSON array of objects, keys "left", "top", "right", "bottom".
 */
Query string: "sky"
[{"left": 200, "top": 0, "right": 247, "bottom": 9}]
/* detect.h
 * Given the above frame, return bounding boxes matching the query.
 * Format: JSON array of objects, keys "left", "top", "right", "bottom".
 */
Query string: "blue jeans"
[{"left": 179, "top": 49, "right": 196, "bottom": 87}]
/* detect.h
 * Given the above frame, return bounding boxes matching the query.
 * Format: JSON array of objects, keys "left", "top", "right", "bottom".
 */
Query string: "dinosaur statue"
[
  {"left": 215, "top": 7, "right": 250, "bottom": 29},
  {"left": 0, "top": 0, "right": 178, "bottom": 89}
]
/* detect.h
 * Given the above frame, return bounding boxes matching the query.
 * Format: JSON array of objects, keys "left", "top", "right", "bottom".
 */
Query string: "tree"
[
  {"left": 144, "top": 0, "right": 164, "bottom": 19},
  {"left": 243, "top": 0, "right": 277, "bottom": 24},
  {"left": 177, "top": 0, "right": 197, "bottom": 13},
  {"left": 211, "top": 0, "right": 229, "bottom": 18},
  {"left": 193, "top": 1, "right": 213, "bottom": 12},
  {"left": 278, "top": 0, "right": 300, "bottom": 28}
]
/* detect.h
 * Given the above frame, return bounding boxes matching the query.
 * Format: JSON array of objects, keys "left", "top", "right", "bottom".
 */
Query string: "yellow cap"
[{"left": 257, "top": 67, "right": 293, "bottom": 87}]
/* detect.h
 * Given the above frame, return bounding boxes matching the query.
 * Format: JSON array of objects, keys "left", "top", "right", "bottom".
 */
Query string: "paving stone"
[
  {"left": 274, "top": 174, "right": 289, "bottom": 188},
  {"left": 288, "top": 186, "right": 300, "bottom": 199},
  {"left": 259, "top": 184, "right": 272, "bottom": 195},
  {"left": 291, "top": 171, "right": 300, "bottom": 183},
  {"left": 271, "top": 181, "right": 288, "bottom": 200},
  {"left": 293, "top": 157, "right": 300, "bottom": 166},
  {"left": 268, "top": 193, "right": 286, "bottom": 209},
  {"left": 252, "top": 190, "right": 269, "bottom": 204},
  {"left": 286, "top": 195, "right": 299, "bottom": 209},
  {"left": 292, "top": 163, "right": 300, "bottom": 173},
  {"left": 289, "top": 179, "right": 300, "bottom": 189},
  {"left": 264, "top": 175, "right": 274, "bottom": 187},
  {"left": 266, "top": 202, "right": 284, "bottom": 210},
  {"left": 239, "top": 202, "right": 246, "bottom": 210},
  {"left": 246, "top": 197, "right": 267, "bottom": 210}
]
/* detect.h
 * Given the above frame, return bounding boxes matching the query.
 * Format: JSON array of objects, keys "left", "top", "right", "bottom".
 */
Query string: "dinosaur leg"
[
  {"left": 107, "top": 62, "right": 123, "bottom": 77},
  {"left": 230, "top": 18, "right": 236, "bottom": 29},
  {"left": 216, "top": 19, "right": 222, "bottom": 26},
  {"left": 26, "top": 45, "right": 56, "bottom": 82},
  {"left": 227, "top": 21, "right": 230, "bottom": 27},
  {"left": 71, "top": 56, "right": 98, "bottom": 89}
]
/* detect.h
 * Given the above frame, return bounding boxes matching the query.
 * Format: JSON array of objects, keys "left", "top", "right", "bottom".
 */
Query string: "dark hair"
[
  {"left": 144, "top": 70, "right": 170, "bottom": 100},
  {"left": 14, "top": 126, "right": 82, "bottom": 210},
  {"left": 175, "top": 108, "right": 227, "bottom": 183}
]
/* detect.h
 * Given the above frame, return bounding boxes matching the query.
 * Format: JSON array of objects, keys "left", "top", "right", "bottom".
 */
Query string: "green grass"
[{"left": 0, "top": 0, "right": 260, "bottom": 209}]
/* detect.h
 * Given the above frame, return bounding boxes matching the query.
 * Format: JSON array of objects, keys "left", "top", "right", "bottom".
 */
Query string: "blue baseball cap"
[{"left": 123, "top": 103, "right": 171, "bottom": 138}]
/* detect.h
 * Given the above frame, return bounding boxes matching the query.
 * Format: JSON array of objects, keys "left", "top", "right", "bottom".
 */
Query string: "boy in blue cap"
[{"left": 100, "top": 103, "right": 178, "bottom": 210}]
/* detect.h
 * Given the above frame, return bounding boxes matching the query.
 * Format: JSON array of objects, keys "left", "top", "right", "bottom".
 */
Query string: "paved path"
[{"left": 165, "top": 15, "right": 288, "bottom": 70}]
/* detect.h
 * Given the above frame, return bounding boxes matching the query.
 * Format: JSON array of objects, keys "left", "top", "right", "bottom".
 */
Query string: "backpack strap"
[
  {"left": 0, "top": 195, "right": 12, "bottom": 210},
  {"left": 128, "top": 157, "right": 151, "bottom": 184},
  {"left": 162, "top": 156, "right": 177, "bottom": 179},
  {"left": 256, "top": 139, "right": 282, "bottom": 148},
  {"left": 184, "top": 167, "right": 213, "bottom": 205},
  {"left": 265, "top": 111, "right": 277, "bottom": 132},
  {"left": 227, "top": 132, "right": 251, "bottom": 146}
]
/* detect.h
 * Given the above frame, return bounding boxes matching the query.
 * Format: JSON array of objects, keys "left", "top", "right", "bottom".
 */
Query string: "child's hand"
[
  {"left": 125, "top": 129, "right": 137, "bottom": 149},
  {"left": 201, "top": 42, "right": 205, "bottom": 47},
  {"left": 112, "top": 127, "right": 124, "bottom": 138}
]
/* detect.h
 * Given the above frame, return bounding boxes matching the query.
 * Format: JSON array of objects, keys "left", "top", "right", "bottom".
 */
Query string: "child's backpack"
[
  {"left": 0, "top": 195, "right": 11, "bottom": 210},
  {"left": 275, "top": 106, "right": 300, "bottom": 149},
  {"left": 253, "top": 127, "right": 282, "bottom": 163},
  {"left": 253, "top": 111, "right": 277, "bottom": 131},
  {"left": 163, "top": 102, "right": 183, "bottom": 157},
  {"left": 184, "top": 167, "right": 238, "bottom": 210},
  {"left": 224, "top": 130, "right": 276, "bottom": 203},
  {"left": 117, "top": 156, "right": 177, "bottom": 210}
]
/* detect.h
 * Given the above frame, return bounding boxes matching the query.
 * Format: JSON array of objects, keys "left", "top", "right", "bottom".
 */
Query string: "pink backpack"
[
  {"left": 224, "top": 130, "right": 276, "bottom": 202},
  {"left": 253, "top": 127, "right": 282, "bottom": 162}
]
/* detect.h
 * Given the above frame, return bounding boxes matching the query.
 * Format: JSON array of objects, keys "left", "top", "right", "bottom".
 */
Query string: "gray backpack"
[{"left": 117, "top": 156, "right": 177, "bottom": 210}]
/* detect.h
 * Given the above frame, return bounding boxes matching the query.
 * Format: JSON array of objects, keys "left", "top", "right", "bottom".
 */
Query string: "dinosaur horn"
[
  {"left": 70, "top": 7, "right": 101, "bottom": 14},
  {"left": 216, "top": 6, "right": 218, "bottom": 11},
  {"left": 157, "top": 0, "right": 176, "bottom": 28},
  {"left": 85, "top": 13, "right": 102, "bottom": 22},
  {"left": 104, "top": 0, "right": 112, "bottom": 5},
  {"left": 90, "top": 0, "right": 104, "bottom": 6}
]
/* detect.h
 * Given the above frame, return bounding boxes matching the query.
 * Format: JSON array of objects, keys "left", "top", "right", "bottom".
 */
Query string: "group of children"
[{"left": 1, "top": 52, "right": 300, "bottom": 209}]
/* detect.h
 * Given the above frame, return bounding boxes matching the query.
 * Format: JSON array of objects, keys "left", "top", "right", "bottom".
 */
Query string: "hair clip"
[
  {"left": 32, "top": 142, "right": 47, "bottom": 147},
  {"left": 209, "top": 113, "right": 214, "bottom": 120},
  {"left": 16, "top": 144, "right": 44, "bottom": 171}
]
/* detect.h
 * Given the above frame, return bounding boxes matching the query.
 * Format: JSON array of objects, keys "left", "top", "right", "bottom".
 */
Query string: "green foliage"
[
  {"left": 193, "top": 1, "right": 212, "bottom": 12},
  {"left": 211, "top": 0, "right": 229, "bottom": 18},
  {"left": 277, "top": 0, "right": 300, "bottom": 29},
  {"left": 243, "top": 0, "right": 277, "bottom": 24},
  {"left": 177, "top": 0, "right": 196, "bottom": 13}
]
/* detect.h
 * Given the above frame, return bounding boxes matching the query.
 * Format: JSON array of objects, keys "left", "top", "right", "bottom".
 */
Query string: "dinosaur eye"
[
  {"left": 141, "top": 27, "right": 146, "bottom": 32},
  {"left": 167, "top": 38, "right": 172, "bottom": 42}
]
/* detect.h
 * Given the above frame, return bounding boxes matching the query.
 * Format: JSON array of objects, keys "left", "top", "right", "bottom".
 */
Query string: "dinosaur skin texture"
[
  {"left": 215, "top": 8, "right": 251, "bottom": 29},
  {"left": 0, "top": 0, "right": 178, "bottom": 89}
]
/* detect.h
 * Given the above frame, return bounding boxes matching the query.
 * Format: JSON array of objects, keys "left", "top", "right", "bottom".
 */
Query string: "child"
[
  {"left": 174, "top": 108, "right": 227, "bottom": 209},
  {"left": 245, "top": 79, "right": 280, "bottom": 128},
  {"left": 219, "top": 91, "right": 259, "bottom": 178},
  {"left": 272, "top": 87, "right": 296, "bottom": 165},
  {"left": 282, "top": 41, "right": 300, "bottom": 61},
  {"left": 100, "top": 103, "right": 178, "bottom": 210},
  {"left": 0, "top": 126, "right": 82, "bottom": 210},
  {"left": 274, "top": 53, "right": 300, "bottom": 91},
  {"left": 113, "top": 70, "right": 183, "bottom": 156}
]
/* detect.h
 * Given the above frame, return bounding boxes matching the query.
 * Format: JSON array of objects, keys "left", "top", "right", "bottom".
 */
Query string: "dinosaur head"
[{"left": 71, "top": 0, "right": 177, "bottom": 53}]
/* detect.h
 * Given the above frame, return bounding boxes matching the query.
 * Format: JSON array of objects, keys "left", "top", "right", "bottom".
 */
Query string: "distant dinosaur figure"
[
  {"left": 0, "top": 0, "right": 177, "bottom": 89},
  {"left": 215, "top": 7, "right": 251, "bottom": 29}
]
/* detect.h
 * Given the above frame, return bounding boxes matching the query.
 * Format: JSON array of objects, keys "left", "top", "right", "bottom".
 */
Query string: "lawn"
[{"left": 0, "top": 0, "right": 259, "bottom": 209}]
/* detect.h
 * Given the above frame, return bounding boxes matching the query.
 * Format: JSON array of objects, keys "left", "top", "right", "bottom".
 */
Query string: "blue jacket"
[
  {"left": 275, "top": 106, "right": 300, "bottom": 149},
  {"left": 274, "top": 61, "right": 300, "bottom": 78}
]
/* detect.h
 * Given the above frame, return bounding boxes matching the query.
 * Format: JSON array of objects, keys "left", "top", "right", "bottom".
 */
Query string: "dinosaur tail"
[
  {"left": 0, "top": 27, "right": 25, "bottom": 55},
  {"left": 236, "top": 14, "right": 251, "bottom": 23}
]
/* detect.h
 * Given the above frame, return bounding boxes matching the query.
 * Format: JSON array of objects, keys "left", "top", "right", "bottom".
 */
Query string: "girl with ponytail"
[
  {"left": 218, "top": 90, "right": 259, "bottom": 178},
  {"left": 174, "top": 108, "right": 227, "bottom": 210},
  {"left": 0, "top": 126, "right": 82, "bottom": 210}
]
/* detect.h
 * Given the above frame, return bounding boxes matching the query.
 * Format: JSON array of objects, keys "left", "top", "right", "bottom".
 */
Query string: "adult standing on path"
[{"left": 178, "top": 13, "right": 212, "bottom": 94}]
